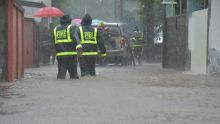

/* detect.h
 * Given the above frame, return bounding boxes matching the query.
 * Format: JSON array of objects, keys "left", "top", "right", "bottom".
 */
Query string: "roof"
[{"left": 15, "top": 0, "right": 46, "bottom": 8}]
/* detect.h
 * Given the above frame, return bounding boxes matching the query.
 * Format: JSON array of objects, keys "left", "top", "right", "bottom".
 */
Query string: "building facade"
[
  {"left": 3, "top": 0, "right": 25, "bottom": 81},
  {"left": 163, "top": 0, "right": 220, "bottom": 74},
  {"left": 0, "top": 0, "right": 52, "bottom": 82}
]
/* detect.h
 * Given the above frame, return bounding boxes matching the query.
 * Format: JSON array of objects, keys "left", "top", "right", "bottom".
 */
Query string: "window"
[
  {"left": 191, "top": 0, "right": 208, "bottom": 12},
  {"left": 176, "top": 0, "right": 187, "bottom": 15}
]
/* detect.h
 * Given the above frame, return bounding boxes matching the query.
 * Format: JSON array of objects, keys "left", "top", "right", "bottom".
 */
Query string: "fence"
[{"left": 163, "top": 14, "right": 187, "bottom": 70}]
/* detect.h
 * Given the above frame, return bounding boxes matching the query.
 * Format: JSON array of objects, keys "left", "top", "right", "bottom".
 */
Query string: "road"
[{"left": 0, "top": 63, "right": 220, "bottom": 124}]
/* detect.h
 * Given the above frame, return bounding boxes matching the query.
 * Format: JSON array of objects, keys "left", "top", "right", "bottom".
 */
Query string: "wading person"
[
  {"left": 53, "top": 15, "right": 81, "bottom": 79},
  {"left": 75, "top": 13, "right": 106, "bottom": 77}
]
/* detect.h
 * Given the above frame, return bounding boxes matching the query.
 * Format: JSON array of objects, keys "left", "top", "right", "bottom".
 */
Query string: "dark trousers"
[
  {"left": 57, "top": 56, "right": 78, "bottom": 79},
  {"left": 133, "top": 47, "right": 142, "bottom": 64},
  {"left": 79, "top": 56, "right": 96, "bottom": 77}
]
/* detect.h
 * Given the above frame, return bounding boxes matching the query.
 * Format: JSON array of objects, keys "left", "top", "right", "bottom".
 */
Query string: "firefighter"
[
  {"left": 97, "top": 22, "right": 109, "bottom": 66},
  {"left": 75, "top": 13, "right": 106, "bottom": 77},
  {"left": 131, "top": 26, "right": 144, "bottom": 64},
  {"left": 98, "top": 21, "right": 105, "bottom": 31},
  {"left": 53, "top": 15, "right": 81, "bottom": 79}
]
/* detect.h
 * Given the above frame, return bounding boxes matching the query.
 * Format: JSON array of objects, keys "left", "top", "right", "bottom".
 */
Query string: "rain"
[{"left": 1, "top": 0, "right": 220, "bottom": 124}]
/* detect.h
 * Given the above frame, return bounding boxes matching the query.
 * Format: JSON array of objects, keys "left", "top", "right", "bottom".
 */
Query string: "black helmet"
[
  {"left": 60, "top": 14, "right": 72, "bottom": 25},
  {"left": 81, "top": 13, "right": 92, "bottom": 26}
]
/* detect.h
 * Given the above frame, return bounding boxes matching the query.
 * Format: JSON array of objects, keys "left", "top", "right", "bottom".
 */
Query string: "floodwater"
[{"left": 0, "top": 63, "right": 220, "bottom": 124}]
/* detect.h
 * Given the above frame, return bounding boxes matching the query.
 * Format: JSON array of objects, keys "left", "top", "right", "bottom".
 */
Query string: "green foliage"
[
  {"left": 136, "top": 0, "right": 162, "bottom": 24},
  {"left": 121, "top": 10, "right": 139, "bottom": 35},
  {"left": 136, "top": 0, "right": 163, "bottom": 38},
  {"left": 135, "top": 0, "right": 164, "bottom": 61}
]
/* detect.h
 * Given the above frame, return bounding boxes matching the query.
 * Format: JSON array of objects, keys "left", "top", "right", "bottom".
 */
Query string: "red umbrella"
[{"left": 33, "top": 7, "right": 64, "bottom": 17}]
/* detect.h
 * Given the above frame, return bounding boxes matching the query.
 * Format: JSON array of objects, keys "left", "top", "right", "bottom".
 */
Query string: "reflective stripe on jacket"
[
  {"left": 54, "top": 24, "right": 77, "bottom": 56},
  {"left": 132, "top": 32, "right": 144, "bottom": 48},
  {"left": 79, "top": 26, "right": 98, "bottom": 56}
]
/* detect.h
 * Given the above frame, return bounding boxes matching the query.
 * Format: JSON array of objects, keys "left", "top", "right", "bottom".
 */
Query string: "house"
[
  {"left": 18, "top": 0, "right": 53, "bottom": 66},
  {"left": 163, "top": 0, "right": 220, "bottom": 74},
  {"left": 0, "top": 0, "right": 52, "bottom": 82},
  {"left": 0, "top": 0, "right": 24, "bottom": 81}
]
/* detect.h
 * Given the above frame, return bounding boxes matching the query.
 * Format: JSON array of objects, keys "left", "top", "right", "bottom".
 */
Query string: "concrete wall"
[
  {"left": 208, "top": 0, "right": 220, "bottom": 74},
  {"left": 163, "top": 15, "right": 187, "bottom": 70},
  {"left": 189, "top": 9, "right": 208, "bottom": 74}
]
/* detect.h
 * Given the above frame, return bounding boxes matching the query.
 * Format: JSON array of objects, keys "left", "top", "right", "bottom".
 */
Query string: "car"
[{"left": 93, "top": 22, "right": 133, "bottom": 65}]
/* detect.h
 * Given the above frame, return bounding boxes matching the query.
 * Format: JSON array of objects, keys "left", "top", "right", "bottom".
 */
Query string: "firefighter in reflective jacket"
[
  {"left": 75, "top": 13, "right": 106, "bottom": 77},
  {"left": 53, "top": 15, "right": 81, "bottom": 79},
  {"left": 131, "top": 26, "right": 144, "bottom": 64}
]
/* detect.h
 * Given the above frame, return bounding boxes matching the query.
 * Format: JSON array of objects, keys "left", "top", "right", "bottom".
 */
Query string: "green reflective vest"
[
  {"left": 79, "top": 26, "right": 98, "bottom": 56},
  {"left": 54, "top": 25, "right": 77, "bottom": 56},
  {"left": 133, "top": 32, "right": 144, "bottom": 47}
]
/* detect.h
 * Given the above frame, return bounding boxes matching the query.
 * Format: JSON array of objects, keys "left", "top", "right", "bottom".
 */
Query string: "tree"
[
  {"left": 52, "top": 0, "right": 115, "bottom": 20},
  {"left": 136, "top": 0, "right": 163, "bottom": 61}
]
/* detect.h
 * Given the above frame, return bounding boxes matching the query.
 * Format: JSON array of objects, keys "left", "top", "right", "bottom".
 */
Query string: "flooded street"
[
  {"left": 1, "top": 0, "right": 220, "bottom": 123},
  {"left": 0, "top": 63, "right": 220, "bottom": 124}
]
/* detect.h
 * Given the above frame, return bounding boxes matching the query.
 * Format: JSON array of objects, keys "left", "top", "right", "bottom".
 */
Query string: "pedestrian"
[
  {"left": 53, "top": 15, "right": 82, "bottom": 79},
  {"left": 97, "top": 22, "right": 109, "bottom": 66},
  {"left": 98, "top": 22, "right": 105, "bottom": 32},
  {"left": 75, "top": 13, "right": 106, "bottom": 77}
]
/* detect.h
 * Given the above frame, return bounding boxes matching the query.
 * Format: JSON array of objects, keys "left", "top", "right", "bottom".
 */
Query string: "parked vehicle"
[{"left": 93, "top": 22, "right": 133, "bottom": 65}]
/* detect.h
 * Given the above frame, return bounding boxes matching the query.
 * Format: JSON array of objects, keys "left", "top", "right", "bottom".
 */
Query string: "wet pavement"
[{"left": 0, "top": 63, "right": 220, "bottom": 124}]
